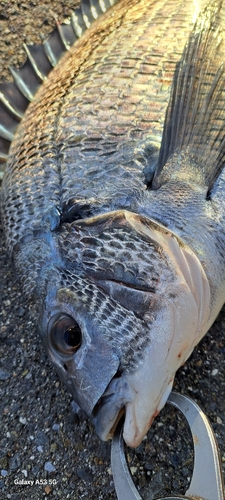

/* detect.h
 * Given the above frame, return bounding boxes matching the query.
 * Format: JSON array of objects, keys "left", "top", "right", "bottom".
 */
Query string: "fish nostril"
[{"left": 63, "top": 363, "right": 68, "bottom": 371}]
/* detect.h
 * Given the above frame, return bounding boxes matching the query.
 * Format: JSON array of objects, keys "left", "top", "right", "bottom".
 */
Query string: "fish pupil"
[{"left": 64, "top": 325, "right": 81, "bottom": 348}]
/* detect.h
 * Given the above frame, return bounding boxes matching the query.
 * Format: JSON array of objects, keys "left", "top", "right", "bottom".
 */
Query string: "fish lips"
[{"left": 92, "top": 376, "right": 135, "bottom": 442}]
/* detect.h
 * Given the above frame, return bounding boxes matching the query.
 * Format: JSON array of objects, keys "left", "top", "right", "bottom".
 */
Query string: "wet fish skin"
[{"left": 1, "top": 0, "right": 225, "bottom": 447}]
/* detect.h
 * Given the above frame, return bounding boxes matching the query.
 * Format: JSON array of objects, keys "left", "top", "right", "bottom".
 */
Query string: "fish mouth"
[
  {"left": 92, "top": 367, "right": 175, "bottom": 448},
  {"left": 94, "top": 399, "right": 125, "bottom": 441},
  {"left": 92, "top": 374, "right": 135, "bottom": 443}
]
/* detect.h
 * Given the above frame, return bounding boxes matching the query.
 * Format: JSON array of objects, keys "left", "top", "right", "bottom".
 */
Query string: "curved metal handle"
[
  {"left": 111, "top": 417, "right": 142, "bottom": 500},
  {"left": 168, "top": 392, "right": 224, "bottom": 500},
  {"left": 111, "top": 392, "right": 225, "bottom": 500}
]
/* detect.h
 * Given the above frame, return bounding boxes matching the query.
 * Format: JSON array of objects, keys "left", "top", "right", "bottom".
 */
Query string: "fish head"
[{"left": 39, "top": 209, "right": 208, "bottom": 447}]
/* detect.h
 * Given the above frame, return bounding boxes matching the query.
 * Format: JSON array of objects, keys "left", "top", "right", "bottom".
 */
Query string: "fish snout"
[
  {"left": 50, "top": 346, "right": 122, "bottom": 418},
  {"left": 44, "top": 311, "right": 122, "bottom": 417}
]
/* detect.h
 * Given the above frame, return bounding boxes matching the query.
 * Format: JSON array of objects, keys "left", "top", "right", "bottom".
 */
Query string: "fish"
[{"left": 1, "top": 0, "right": 225, "bottom": 449}]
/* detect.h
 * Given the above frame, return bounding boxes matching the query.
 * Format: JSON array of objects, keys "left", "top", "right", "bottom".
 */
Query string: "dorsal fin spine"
[
  {"left": 0, "top": 153, "right": 8, "bottom": 163},
  {"left": 0, "top": 0, "right": 119, "bottom": 167},
  {"left": 90, "top": 5, "right": 99, "bottom": 19},
  {"left": 0, "top": 92, "right": 23, "bottom": 120},
  {"left": 71, "top": 11, "right": 85, "bottom": 37},
  {"left": 56, "top": 22, "right": 72, "bottom": 51},
  {"left": 83, "top": 15, "right": 91, "bottom": 28},
  {"left": 81, "top": 1, "right": 96, "bottom": 27},
  {"left": 42, "top": 37, "right": 59, "bottom": 67},
  {"left": 23, "top": 44, "right": 46, "bottom": 82},
  {"left": 9, "top": 67, "right": 34, "bottom": 102},
  {"left": 99, "top": 0, "right": 107, "bottom": 12},
  {"left": 0, "top": 125, "right": 14, "bottom": 142}
]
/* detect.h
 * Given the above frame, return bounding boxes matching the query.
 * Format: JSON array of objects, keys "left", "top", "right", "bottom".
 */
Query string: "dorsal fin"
[
  {"left": 0, "top": 0, "right": 118, "bottom": 168},
  {"left": 153, "top": 3, "right": 225, "bottom": 192}
]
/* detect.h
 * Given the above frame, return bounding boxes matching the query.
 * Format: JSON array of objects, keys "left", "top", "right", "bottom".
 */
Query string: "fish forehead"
[{"left": 2, "top": 0, "right": 212, "bottom": 254}]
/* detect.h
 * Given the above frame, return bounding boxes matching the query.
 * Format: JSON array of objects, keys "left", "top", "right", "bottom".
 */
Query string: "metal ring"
[{"left": 111, "top": 392, "right": 225, "bottom": 500}]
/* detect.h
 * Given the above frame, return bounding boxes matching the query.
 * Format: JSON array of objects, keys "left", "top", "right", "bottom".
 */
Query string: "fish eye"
[{"left": 49, "top": 314, "right": 82, "bottom": 354}]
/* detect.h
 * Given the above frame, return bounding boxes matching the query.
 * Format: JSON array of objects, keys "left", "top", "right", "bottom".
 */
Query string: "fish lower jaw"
[
  {"left": 92, "top": 379, "right": 134, "bottom": 442},
  {"left": 92, "top": 370, "right": 175, "bottom": 448},
  {"left": 93, "top": 404, "right": 125, "bottom": 442},
  {"left": 122, "top": 379, "right": 174, "bottom": 448}
]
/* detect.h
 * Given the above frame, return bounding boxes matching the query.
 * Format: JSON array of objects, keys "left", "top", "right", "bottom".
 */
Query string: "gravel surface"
[{"left": 0, "top": 1, "right": 225, "bottom": 499}]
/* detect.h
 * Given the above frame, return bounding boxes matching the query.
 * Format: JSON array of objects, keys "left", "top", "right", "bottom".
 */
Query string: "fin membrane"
[
  {"left": 0, "top": 0, "right": 118, "bottom": 165},
  {"left": 153, "top": 2, "right": 225, "bottom": 191}
]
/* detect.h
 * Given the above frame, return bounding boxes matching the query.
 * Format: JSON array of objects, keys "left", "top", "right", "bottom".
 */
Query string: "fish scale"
[{"left": 59, "top": 223, "right": 162, "bottom": 286}]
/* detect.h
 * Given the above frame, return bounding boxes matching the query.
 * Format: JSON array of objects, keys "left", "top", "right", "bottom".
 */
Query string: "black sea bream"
[{"left": 1, "top": 0, "right": 225, "bottom": 447}]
